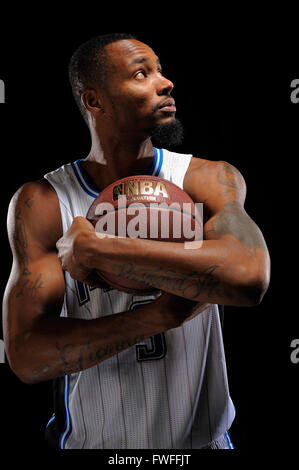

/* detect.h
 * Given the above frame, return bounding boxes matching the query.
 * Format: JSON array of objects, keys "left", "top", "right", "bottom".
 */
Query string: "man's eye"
[{"left": 135, "top": 71, "right": 146, "bottom": 79}]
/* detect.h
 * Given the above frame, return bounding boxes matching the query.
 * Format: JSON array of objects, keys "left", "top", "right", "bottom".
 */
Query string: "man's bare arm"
[{"left": 3, "top": 181, "right": 204, "bottom": 384}]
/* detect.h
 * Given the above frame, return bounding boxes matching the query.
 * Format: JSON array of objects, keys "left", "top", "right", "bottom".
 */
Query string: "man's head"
[{"left": 68, "top": 33, "right": 183, "bottom": 147}]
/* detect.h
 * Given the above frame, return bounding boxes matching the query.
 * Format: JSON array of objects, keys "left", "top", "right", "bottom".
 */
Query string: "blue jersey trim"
[
  {"left": 71, "top": 160, "right": 100, "bottom": 199},
  {"left": 151, "top": 148, "right": 164, "bottom": 176},
  {"left": 59, "top": 375, "right": 73, "bottom": 449},
  {"left": 149, "top": 147, "right": 158, "bottom": 175},
  {"left": 155, "top": 148, "right": 163, "bottom": 176},
  {"left": 71, "top": 148, "right": 163, "bottom": 198},
  {"left": 224, "top": 431, "right": 234, "bottom": 449},
  {"left": 46, "top": 413, "right": 55, "bottom": 428}
]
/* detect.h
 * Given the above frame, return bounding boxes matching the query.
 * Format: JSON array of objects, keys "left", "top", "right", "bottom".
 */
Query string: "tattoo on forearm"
[
  {"left": 115, "top": 263, "right": 229, "bottom": 301},
  {"left": 55, "top": 334, "right": 146, "bottom": 375}
]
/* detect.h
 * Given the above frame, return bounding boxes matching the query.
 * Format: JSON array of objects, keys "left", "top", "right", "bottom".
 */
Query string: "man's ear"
[{"left": 81, "top": 88, "right": 104, "bottom": 114}]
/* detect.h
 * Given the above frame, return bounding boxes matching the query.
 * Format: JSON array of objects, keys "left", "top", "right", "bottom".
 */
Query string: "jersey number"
[
  {"left": 131, "top": 300, "right": 167, "bottom": 362},
  {"left": 136, "top": 333, "right": 167, "bottom": 362},
  {"left": 75, "top": 282, "right": 167, "bottom": 362}
]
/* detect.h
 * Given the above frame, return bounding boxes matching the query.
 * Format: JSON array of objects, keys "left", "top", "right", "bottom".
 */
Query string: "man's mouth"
[{"left": 157, "top": 98, "right": 176, "bottom": 113}]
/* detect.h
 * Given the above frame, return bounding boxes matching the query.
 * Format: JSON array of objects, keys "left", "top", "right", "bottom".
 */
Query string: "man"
[{"left": 2, "top": 33, "right": 270, "bottom": 449}]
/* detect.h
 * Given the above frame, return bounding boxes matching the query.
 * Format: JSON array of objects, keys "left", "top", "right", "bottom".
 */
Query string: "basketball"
[{"left": 86, "top": 175, "right": 202, "bottom": 294}]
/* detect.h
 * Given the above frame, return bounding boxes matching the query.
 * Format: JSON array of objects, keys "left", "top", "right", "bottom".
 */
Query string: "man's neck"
[{"left": 82, "top": 132, "right": 156, "bottom": 191}]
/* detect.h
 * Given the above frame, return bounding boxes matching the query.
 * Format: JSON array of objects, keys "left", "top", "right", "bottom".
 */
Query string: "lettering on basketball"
[
  {"left": 0, "top": 339, "right": 5, "bottom": 363},
  {"left": 0, "top": 79, "right": 4, "bottom": 103},
  {"left": 290, "top": 79, "right": 299, "bottom": 104},
  {"left": 290, "top": 339, "right": 299, "bottom": 364},
  {"left": 113, "top": 179, "right": 169, "bottom": 200}
]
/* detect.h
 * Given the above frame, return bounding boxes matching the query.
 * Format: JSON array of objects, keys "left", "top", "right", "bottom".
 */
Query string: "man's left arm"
[{"left": 57, "top": 160, "right": 270, "bottom": 307}]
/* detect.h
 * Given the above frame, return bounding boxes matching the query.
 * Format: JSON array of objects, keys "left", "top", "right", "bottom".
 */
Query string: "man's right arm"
[{"left": 2, "top": 180, "right": 205, "bottom": 384}]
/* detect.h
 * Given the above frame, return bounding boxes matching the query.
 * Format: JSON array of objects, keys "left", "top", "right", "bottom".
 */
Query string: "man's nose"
[{"left": 157, "top": 74, "right": 174, "bottom": 95}]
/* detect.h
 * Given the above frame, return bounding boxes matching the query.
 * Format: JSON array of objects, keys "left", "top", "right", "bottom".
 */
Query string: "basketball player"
[{"left": 2, "top": 34, "right": 270, "bottom": 450}]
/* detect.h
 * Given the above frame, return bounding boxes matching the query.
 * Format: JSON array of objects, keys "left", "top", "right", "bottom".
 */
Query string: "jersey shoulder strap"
[{"left": 158, "top": 148, "right": 193, "bottom": 189}]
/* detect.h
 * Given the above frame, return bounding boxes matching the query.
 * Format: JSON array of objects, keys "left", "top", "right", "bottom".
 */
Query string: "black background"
[{"left": 0, "top": 13, "right": 296, "bottom": 463}]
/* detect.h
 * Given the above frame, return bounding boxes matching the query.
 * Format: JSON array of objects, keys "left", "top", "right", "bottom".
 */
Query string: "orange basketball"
[{"left": 86, "top": 175, "right": 202, "bottom": 294}]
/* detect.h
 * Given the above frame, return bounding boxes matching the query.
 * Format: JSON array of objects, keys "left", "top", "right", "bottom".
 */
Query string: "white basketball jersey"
[{"left": 44, "top": 147, "right": 235, "bottom": 449}]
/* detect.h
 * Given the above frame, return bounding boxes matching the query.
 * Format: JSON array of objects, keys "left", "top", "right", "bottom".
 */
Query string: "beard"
[{"left": 148, "top": 118, "right": 184, "bottom": 148}]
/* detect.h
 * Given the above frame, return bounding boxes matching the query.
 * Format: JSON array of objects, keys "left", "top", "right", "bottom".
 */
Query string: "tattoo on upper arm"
[
  {"left": 25, "top": 197, "right": 34, "bottom": 209},
  {"left": 14, "top": 207, "right": 32, "bottom": 276},
  {"left": 13, "top": 196, "right": 35, "bottom": 276},
  {"left": 13, "top": 196, "right": 46, "bottom": 298},
  {"left": 16, "top": 273, "right": 45, "bottom": 298},
  {"left": 218, "top": 162, "right": 239, "bottom": 188},
  {"left": 217, "top": 162, "right": 243, "bottom": 199},
  {"left": 205, "top": 201, "right": 267, "bottom": 256}
]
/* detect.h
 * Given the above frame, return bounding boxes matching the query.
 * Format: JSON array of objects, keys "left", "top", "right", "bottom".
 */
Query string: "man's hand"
[
  {"left": 155, "top": 292, "right": 210, "bottom": 328},
  {"left": 56, "top": 216, "right": 96, "bottom": 282}
]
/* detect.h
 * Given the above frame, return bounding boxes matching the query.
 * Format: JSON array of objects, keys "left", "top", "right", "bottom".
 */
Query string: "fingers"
[
  {"left": 95, "top": 232, "right": 126, "bottom": 239},
  {"left": 73, "top": 216, "right": 95, "bottom": 231}
]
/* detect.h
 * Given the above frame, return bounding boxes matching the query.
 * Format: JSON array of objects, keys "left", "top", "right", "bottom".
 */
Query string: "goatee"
[{"left": 148, "top": 119, "right": 184, "bottom": 148}]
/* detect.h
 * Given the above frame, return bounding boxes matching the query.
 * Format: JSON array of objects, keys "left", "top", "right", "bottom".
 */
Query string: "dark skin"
[{"left": 3, "top": 39, "right": 270, "bottom": 384}]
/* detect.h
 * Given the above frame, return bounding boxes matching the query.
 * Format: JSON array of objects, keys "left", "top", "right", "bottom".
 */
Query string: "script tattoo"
[
  {"left": 14, "top": 207, "right": 32, "bottom": 275},
  {"left": 14, "top": 196, "right": 35, "bottom": 275},
  {"left": 115, "top": 263, "right": 230, "bottom": 301},
  {"left": 55, "top": 334, "right": 147, "bottom": 375},
  {"left": 16, "top": 273, "right": 45, "bottom": 298},
  {"left": 13, "top": 196, "right": 46, "bottom": 298}
]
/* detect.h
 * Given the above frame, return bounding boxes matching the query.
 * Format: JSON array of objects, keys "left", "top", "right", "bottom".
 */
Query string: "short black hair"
[{"left": 68, "top": 33, "right": 136, "bottom": 124}]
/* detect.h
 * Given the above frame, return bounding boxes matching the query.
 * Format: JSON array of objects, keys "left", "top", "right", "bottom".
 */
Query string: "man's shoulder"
[
  {"left": 186, "top": 155, "right": 240, "bottom": 175},
  {"left": 11, "top": 178, "right": 59, "bottom": 207},
  {"left": 183, "top": 156, "right": 246, "bottom": 207},
  {"left": 185, "top": 156, "right": 244, "bottom": 185}
]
